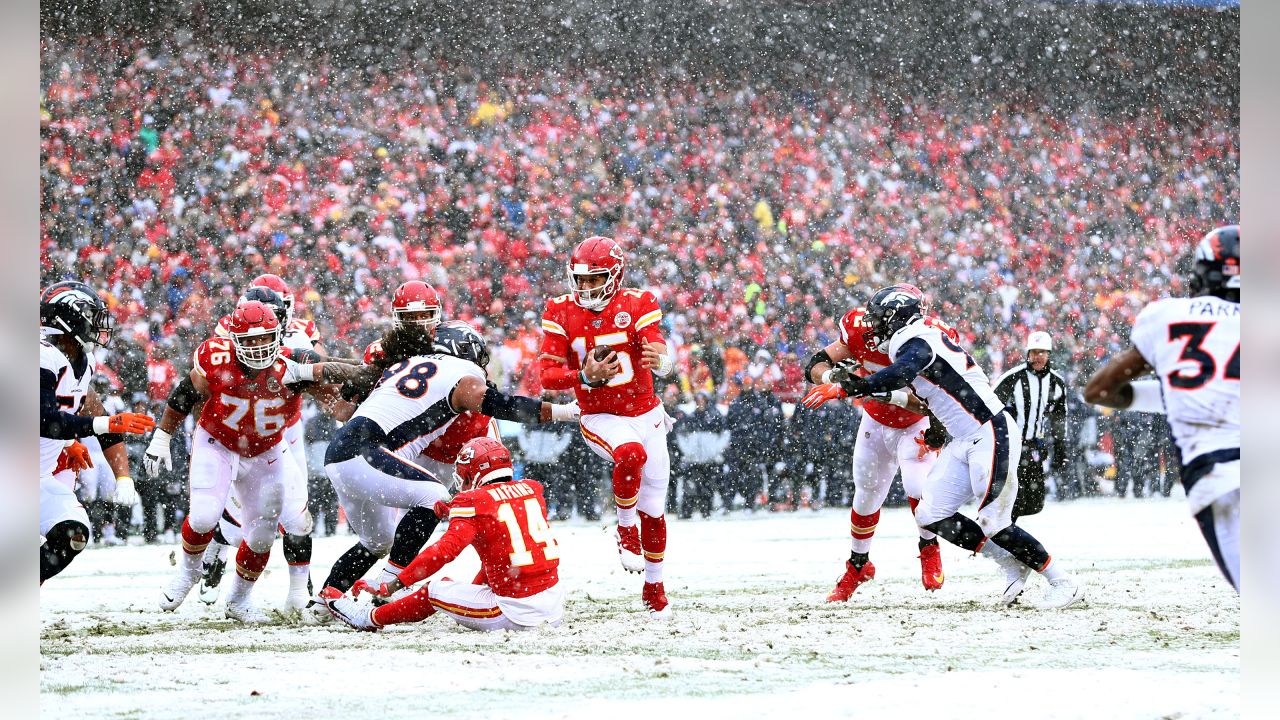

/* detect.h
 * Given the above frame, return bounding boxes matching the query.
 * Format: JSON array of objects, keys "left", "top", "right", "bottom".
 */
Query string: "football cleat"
[
  {"left": 199, "top": 554, "right": 227, "bottom": 605},
  {"left": 616, "top": 525, "right": 644, "bottom": 573},
  {"left": 995, "top": 555, "right": 1034, "bottom": 606},
  {"left": 325, "top": 594, "right": 381, "bottom": 632},
  {"left": 642, "top": 582, "right": 672, "bottom": 621},
  {"left": 285, "top": 586, "right": 311, "bottom": 612},
  {"left": 826, "top": 560, "right": 876, "bottom": 603},
  {"left": 159, "top": 568, "right": 201, "bottom": 612},
  {"left": 225, "top": 599, "right": 272, "bottom": 624},
  {"left": 302, "top": 586, "right": 343, "bottom": 625},
  {"left": 918, "top": 543, "right": 944, "bottom": 591},
  {"left": 1037, "top": 576, "right": 1086, "bottom": 610}
]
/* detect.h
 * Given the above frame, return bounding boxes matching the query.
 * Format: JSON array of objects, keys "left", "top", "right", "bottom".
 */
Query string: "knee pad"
[
  {"left": 281, "top": 508, "right": 314, "bottom": 537},
  {"left": 49, "top": 520, "right": 89, "bottom": 553},
  {"left": 613, "top": 443, "right": 648, "bottom": 475}
]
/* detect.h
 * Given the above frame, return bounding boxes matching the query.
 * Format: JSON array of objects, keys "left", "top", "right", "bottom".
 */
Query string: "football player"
[
  {"left": 802, "top": 284, "right": 950, "bottom": 601},
  {"left": 147, "top": 301, "right": 340, "bottom": 622},
  {"left": 324, "top": 437, "right": 563, "bottom": 632},
  {"left": 1084, "top": 225, "right": 1240, "bottom": 592},
  {"left": 286, "top": 321, "right": 577, "bottom": 619},
  {"left": 537, "top": 236, "right": 677, "bottom": 619},
  {"left": 804, "top": 287, "right": 1085, "bottom": 609},
  {"left": 39, "top": 281, "right": 155, "bottom": 582}
]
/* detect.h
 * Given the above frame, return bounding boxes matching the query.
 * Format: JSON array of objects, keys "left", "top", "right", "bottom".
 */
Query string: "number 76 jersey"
[
  {"left": 193, "top": 337, "right": 303, "bottom": 458},
  {"left": 540, "top": 288, "right": 664, "bottom": 417},
  {"left": 1130, "top": 295, "right": 1240, "bottom": 462}
]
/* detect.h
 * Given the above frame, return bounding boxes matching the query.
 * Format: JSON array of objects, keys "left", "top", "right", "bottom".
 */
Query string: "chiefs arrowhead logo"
[{"left": 457, "top": 447, "right": 475, "bottom": 466}]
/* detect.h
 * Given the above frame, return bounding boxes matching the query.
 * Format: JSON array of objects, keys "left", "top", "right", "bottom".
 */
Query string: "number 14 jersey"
[{"left": 1130, "top": 296, "right": 1240, "bottom": 463}]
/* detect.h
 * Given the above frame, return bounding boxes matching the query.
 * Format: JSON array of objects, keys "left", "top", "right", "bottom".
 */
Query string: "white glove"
[
  {"left": 280, "top": 355, "right": 315, "bottom": 385},
  {"left": 144, "top": 429, "right": 174, "bottom": 477},
  {"left": 113, "top": 476, "right": 140, "bottom": 506},
  {"left": 550, "top": 401, "right": 581, "bottom": 423}
]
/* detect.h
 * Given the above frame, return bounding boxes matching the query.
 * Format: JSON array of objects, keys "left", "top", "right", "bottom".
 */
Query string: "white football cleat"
[
  {"left": 1037, "top": 576, "right": 1086, "bottom": 609},
  {"left": 994, "top": 555, "right": 1033, "bottom": 606},
  {"left": 159, "top": 570, "right": 201, "bottom": 612},
  {"left": 284, "top": 587, "right": 311, "bottom": 612},
  {"left": 616, "top": 525, "right": 644, "bottom": 574},
  {"left": 225, "top": 599, "right": 272, "bottom": 624},
  {"left": 325, "top": 594, "right": 380, "bottom": 632}
]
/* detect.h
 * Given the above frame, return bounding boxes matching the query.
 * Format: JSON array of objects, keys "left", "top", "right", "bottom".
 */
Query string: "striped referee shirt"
[{"left": 993, "top": 362, "right": 1068, "bottom": 447}]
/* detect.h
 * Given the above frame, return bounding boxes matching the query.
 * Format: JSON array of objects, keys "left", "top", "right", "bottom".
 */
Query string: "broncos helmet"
[
  {"left": 1188, "top": 225, "right": 1240, "bottom": 300},
  {"left": 238, "top": 286, "right": 289, "bottom": 326},
  {"left": 40, "top": 280, "right": 114, "bottom": 349},
  {"left": 863, "top": 285, "right": 924, "bottom": 352},
  {"left": 433, "top": 320, "right": 490, "bottom": 369}
]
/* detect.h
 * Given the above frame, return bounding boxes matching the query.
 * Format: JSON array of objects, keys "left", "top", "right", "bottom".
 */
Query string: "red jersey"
[
  {"left": 540, "top": 288, "right": 664, "bottom": 417},
  {"left": 399, "top": 479, "right": 559, "bottom": 598},
  {"left": 838, "top": 310, "right": 960, "bottom": 429},
  {"left": 423, "top": 411, "right": 497, "bottom": 464},
  {"left": 192, "top": 338, "right": 303, "bottom": 457}
]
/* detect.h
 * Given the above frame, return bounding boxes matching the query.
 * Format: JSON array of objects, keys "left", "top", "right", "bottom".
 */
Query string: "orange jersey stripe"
[
  {"left": 429, "top": 598, "right": 503, "bottom": 619},
  {"left": 580, "top": 426, "right": 616, "bottom": 456}
]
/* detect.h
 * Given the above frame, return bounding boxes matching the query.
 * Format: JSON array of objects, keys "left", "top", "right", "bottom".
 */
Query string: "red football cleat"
[
  {"left": 642, "top": 581, "right": 672, "bottom": 620},
  {"left": 919, "top": 543, "right": 944, "bottom": 591},
  {"left": 826, "top": 560, "right": 876, "bottom": 602},
  {"left": 616, "top": 524, "right": 643, "bottom": 573}
]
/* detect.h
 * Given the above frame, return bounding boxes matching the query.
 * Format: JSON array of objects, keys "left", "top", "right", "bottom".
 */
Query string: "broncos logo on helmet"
[
  {"left": 863, "top": 285, "right": 925, "bottom": 352},
  {"left": 433, "top": 320, "right": 490, "bottom": 369}
]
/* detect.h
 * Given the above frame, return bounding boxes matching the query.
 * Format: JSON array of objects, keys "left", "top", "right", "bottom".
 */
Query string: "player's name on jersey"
[
  {"left": 485, "top": 481, "right": 535, "bottom": 502},
  {"left": 1188, "top": 299, "right": 1239, "bottom": 317}
]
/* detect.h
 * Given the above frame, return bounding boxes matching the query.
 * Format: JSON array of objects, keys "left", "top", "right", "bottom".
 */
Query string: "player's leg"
[
  {"left": 1194, "top": 476, "right": 1240, "bottom": 593},
  {"left": 220, "top": 453, "right": 287, "bottom": 623},
  {"left": 637, "top": 409, "right": 673, "bottom": 619},
  {"left": 277, "top": 454, "right": 315, "bottom": 610},
  {"left": 198, "top": 510, "right": 239, "bottom": 605},
  {"left": 349, "top": 450, "right": 450, "bottom": 590},
  {"left": 894, "top": 419, "right": 944, "bottom": 590},
  {"left": 580, "top": 413, "right": 647, "bottom": 572},
  {"left": 319, "top": 459, "right": 401, "bottom": 593},
  {"left": 827, "top": 415, "right": 894, "bottom": 601},
  {"left": 39, "top": 473, "right": 91, "bottom": 583},
  {"left": 161, "top": 429, "right": 235, "bottom": 611}
]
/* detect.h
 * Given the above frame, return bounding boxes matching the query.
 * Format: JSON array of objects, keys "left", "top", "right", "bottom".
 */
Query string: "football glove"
[
  {"left": 59, "top": 441, "right": 94, "bottom": 473},
  {"left": 922, "top": 415, "right": 948, "bottom": 449},
  {"left": 144, "top": 429, "right": 174, "bottom": 477},
  {"left": 113, "top": 476, "right": 140, "bottom": 506},
  {"left": 92, "top": 412, "right": 156, "bottom": 435},
  {"left": 353, "top": 578, "right": 402, "bottom": 599},
  {"left": 801, "top": 383, "right": 848, "bottom": 409},
  {"left": 828, "top": 359, "right": 861, "bottom": 386}
]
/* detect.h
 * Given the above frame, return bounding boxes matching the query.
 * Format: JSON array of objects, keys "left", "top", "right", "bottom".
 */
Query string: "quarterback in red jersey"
[
  {"left": 146, "top": 301, "right": 337, "bottom": 623},
  {"left": 324, "top": 437, "right": 564, "bottom": 632},
  {"left": 538, "top": 236, "right": 675, "bottom": 620},
  {"left": 801, "top": 284, "right": 956, "bottom": 602}
]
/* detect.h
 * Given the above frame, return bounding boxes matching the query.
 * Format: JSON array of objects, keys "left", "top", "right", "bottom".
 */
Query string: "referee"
[{"left": 994, "top": 331, "right": 1069, "bottom": 519}]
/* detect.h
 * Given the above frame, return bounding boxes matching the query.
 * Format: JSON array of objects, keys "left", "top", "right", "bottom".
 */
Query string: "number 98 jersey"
[
  {"left": 540, "top": 288, "right": 664, "bottom": 417},
  {"left": 352, "top": 353, "right": 486, "bottom": 461},
  {"left": 193, "top": 337, "right": 303, "bottom": 457},
  {"left": 1131, "top": 296, "right": 1240, "bottom": 462}
]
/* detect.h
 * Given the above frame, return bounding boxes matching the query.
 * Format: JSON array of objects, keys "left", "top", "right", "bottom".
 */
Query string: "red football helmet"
[
  {"left": 227, "top": 300, "right": 282, "bottom": 369},
  {"left": 250, "top": 273, "right": 294, "bottom": 323},
  {"left": 452, "top": 437, "right": 514, "bottom": 492},
  {"left": 567, "top": 236, "right": 624, "bottom": 311},
  {"left": 391, "top": 281, "right": 442, "bottom": 331}
]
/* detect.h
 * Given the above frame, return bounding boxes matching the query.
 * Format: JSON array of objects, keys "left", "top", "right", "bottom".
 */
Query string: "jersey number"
[
  {"left": 937, "top": 328, "right": 977, "bottom": 369},
  {"left": 207, "top": 339, "right": 233, "bottom": 367},
  {"left": 383, "top": 360, "right": 438, "bottom": 399},
  {"left": 571, "top": 333, "right": 636, "bottom": 388},
  {"left": 1167, "top": 322, "right": 1239, "bottom": 389},
  {"left": 496, "top": 498, "right": 560, "bottom": 567},
  {"left": 220, "top": 396, "right": 287, "bottom": 435}
]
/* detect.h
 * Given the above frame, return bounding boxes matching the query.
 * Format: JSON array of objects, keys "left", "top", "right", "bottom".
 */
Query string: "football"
[{"left": 590, "top": 344, "right": 615, "bottom": 362}]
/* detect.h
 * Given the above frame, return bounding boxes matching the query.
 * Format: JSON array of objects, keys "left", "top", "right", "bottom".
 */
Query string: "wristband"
[
  {"left": 92, "top": 416, "right": 110, "bottom": 434},
  {"left": 1126, "top": 379, "right": 1166, "bottom": 414},
  {"left": 653, "top": 353, "right": 674, "bottom": 378},
  {"left": 116, "top": 475, "right": 132, "bottom": 483},
  {"left": 886, "top": 390, "right": 910, "bottom": 408},
  {"left": 298, "top": 363, "right": 316, "bottom": 382},
  {"left": 579, "top": 369, "right": 606, "bottom": 388},
  {"left": 550, "top": 403, "right": 580, "bottom": 422},
  {"left": 820, "top": 369, "right": 833, "bottom": 384}
]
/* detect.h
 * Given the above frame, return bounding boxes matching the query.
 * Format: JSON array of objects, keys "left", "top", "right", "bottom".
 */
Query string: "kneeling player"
[{"left": 324, "top": 437, "right": 564, "bottom": 632}]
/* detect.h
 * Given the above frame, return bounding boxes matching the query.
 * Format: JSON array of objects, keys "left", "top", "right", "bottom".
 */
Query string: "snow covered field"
[{"left": 40, "top": 497, "right": 1238, "bottom": 719}]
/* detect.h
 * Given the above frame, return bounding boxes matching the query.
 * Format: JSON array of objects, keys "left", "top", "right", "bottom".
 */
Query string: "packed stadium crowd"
[{"left": 39, "top": 19, "right": 1236, "bottom": 537}]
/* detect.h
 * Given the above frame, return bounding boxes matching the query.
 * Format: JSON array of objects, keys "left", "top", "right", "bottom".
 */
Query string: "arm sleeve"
[
  {"left": 40, "top": 369, "right": 96, "bottom": 439},
  {"left": 397, "top": 517, "right": 478, "bottom": 586},
  {"left": 539, "top": 305, "right": 579, "bottom": 390},
  {"left": 857, "top": 338, "right": 934, "bottom": 394}
]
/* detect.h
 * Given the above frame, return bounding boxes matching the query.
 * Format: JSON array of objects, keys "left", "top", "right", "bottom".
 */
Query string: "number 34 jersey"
[
  {"left": 540, "top": 288, "right": 664, "bottom": 417},
  {"left": 353, "top": 353, "right": 484, "bottom": 462},
  {"left": 1130, "top": 296, "right": 1240, "bottom": 463},
  {"left": 193, "top": 337, "right": 303, "bottom": 457}
]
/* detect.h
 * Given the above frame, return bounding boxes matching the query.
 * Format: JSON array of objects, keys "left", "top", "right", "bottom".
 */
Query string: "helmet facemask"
[
  {"left": 393, "top": 305, "right": 442, "bottom": 332},
  {"left": 232, "top": 327, "right": 282, "bottom": 369},
  {"left": 567, "top": 266, "right": 621, "bottom": 311}
]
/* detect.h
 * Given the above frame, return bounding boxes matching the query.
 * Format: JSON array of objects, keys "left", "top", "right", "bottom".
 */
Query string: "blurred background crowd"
[{"left": 40, "top": 0, "right": 1236, "bottom": 539}]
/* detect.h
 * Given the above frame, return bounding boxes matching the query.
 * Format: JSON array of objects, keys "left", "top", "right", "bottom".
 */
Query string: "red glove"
[
  {"left": 352, "top": 579, "right": 396, "bottom": 598},
  {"left": 55, "top": 442, "right": 94, "bottom": 474},
  {"left": 107, "top": 413, "right": 156, "bottom": 434},
  {"left": 914, "top": 432, "right": 943, "bottom": 460},
  {"left": 433, "top": 499, "right": 451, "bottom": 518},
  {"left": 801, "top": 383, "right": 848, "bottom": 409}
]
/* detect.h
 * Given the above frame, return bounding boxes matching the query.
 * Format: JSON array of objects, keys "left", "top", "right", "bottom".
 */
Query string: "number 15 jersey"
[
  {"left": 540, "top": 288, "right": 664, "bottom": 417},
  {"left": 1130, "top": 296, "right": 1240, "bottom": 464}
]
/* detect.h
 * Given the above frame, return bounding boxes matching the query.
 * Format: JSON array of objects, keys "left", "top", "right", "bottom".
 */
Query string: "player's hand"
[
  {"left": 61, "top": 442, "right": 94, "bottom": 473},
  {"left": 581, "top": 347, "right": 621, "bottom": 385},
  {"left": 353, "top": 578, "right": 402, "bottom": 599},
  {"left": 113, "top": 476, "right": 140, "bottom": 506},
  {"left": 433, "top": 499, "right": 451, "bottom": 518},
  {"left": 914, "top": 433, "right": 943, "bottom": 460},
  {"left": 104, "top": 412, "right": 156, "bottom": 435},
  {"left": 801, "top": 383, "right": 848, "bottom": 409},
  {"left": 640, "top": 341, "right": 673, "bottom": 376},
  {"left": 280, "top": 355, "right": 312, "bottom": 385},
  {"left": 144, "top": 429, "right": 174, "bottom": 477},
  {"left": 828, "top": 359, "right": 861, "bottom": 386}
]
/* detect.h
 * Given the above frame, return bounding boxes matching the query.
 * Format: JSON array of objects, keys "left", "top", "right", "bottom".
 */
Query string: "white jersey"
[
  {"left": 40, "top": 340, "right": 93, "bottom": 479},
  {"left": 887, "top": 320, "right": 1007, "bottom": 439},
  {"left": 1130, "top": 296, "right": 1240, "bottom": 464},
  {"left": 354, "top": 353, "right": 486, "bottom": 461}
]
